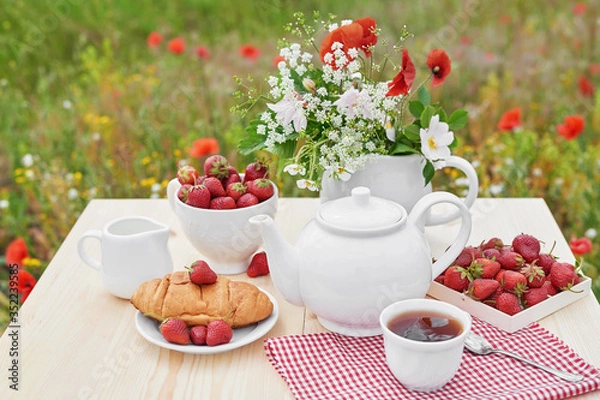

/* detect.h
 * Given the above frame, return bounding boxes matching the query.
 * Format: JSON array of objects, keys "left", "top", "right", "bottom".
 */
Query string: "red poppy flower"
[
  {"left": 579, "top": 76, "right": 594, "bottom": 97},
  {"left": 190, "top": 138, "right": 220, "bottom": 158},
  {"left": 354, "top": 17, "right": 378, "bottom": 57},
  {"left": 319, "top": 23, "right": 363, "bottom": 68},
  {"left": 240, "top": 44, "right": 261, "bottom": 61},
  {"left": 6, "top": 237, "right": 29, "bottom": 268},
  {"left": 570, "top": 237, "right": 592, "bottom": 256},
  {"left": 426, "top": 49, "right": 451, "bottom": 87},
  {"left": 15, "top": 269, "right": 36, "bottom": 303},
  {"left": 497, "top": 108, "right": 522, "bottom": 131},
  {"left": 573, "top": 2, "right": 587, "bottom": 16},
  {"left": 460, "top": 35, "right": 472, "bottom": 45},
  {"left": 272, "top": 55, "right": 285, "bottom": 67},
  {"left": 557, "top": 115, "right": 585, "bottom": 140},
  {"left": 589, "top": 63, "right": 600, "bottom": 75},
  {"left": 167, "top": 38, "right": 185, "bottom": 55},
  {"left": 499, "top": 15, "right": 512, "bottom": 25},
  {"left": 195, "top": 45, "right": 210, "bottom": 60},
  {"left": 147, "top": 31, "right": 162, "bottom": 48},
  {"left": 386, "top": 49, "right": 415, "bottom": 97}
]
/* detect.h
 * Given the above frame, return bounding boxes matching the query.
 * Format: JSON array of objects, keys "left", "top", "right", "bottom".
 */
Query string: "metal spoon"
[{"left": 464, "top": 332, "right": 584, "bottom": 383}]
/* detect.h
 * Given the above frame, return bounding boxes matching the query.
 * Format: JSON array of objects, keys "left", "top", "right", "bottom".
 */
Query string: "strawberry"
[
  {"left": 512, "top": 233, "right": 541, "bottom": 263},
  {"left": 523, "top": 286, "right": 548, "bottom": 308},
  {"left": 550, "top": 262, "right": 580, "bottom": 291},
  {"left": 222, "top": 167, "right": 242, "bottom": 187},
  {"left": 160, "top": 318, "right": 190, "bottom": 345},
  {"left": 454, "top": 246, "right": 482, "bottom": 267},
  {"left": 186, "top": 260, "right": 217, "bottom": 285},
  {"left": 520, "top": 263, "right": 545, "bottom": 288},
  {"left": 226, "top": 182, "right": 247, "bottom": 201},
  {"left": 244, "top": 161, "right": 270, "bottom": 183},
  {"left": 543, "top": 280, "right": 558, "bottom": 296},
  {"left": 177, "top": 165, "right": 199, "bottom": 185},
  {"left": 537, "top": 253, "right": 556, "bottom": 276},
  {"left": 497, "top": 251, "right": 525, "bottom": 270},
  {"left": 210, "top": 196, "right": 237, "bottom": 210},
  {"left": 482, "top": 248, "right": 501, "bottom": 260},
  {"left": 247, "top": 251, "right": 269, "bottom": 277},
  {"left": 471, "top": 258, "right": 501, "bottom": 279},
  {"left": 443, "top": 266, "right": 470, "bottom": 292},
  {"left": 203, "top": 177, "right": 227, "bottom": 198},
  {"left": 480, "top": 237, "right": 504, "bottom": 251},
  {"left": 190, "top": 326, "right": 208, "bottom": 345},
  {"left": 185, "top": 185, "right": 211, "bottom": 208},
  {"left": 204, "top": 155, "right": 230, "bottom": 179},
  {"left": 434, "top": 272, "right": 445, "bottom": 284},
  {"left": 496, "top": 292, "right": 522, "bottom": 315},
  {"left": 469, "top": 279, "right": 500, "bottom": 301},
  {"left": 206, "top": 320, "right": 233, "bottom": 346},
  {"left": 177, "top": 184, "right": 193, "bottom": 203},
  {"left": 196, "top": 175, "right": 207, "bottom": 185},
  {"left": 237, "top": 193, "right": 259, "bottom": 208},
  {"left": 484, "top": 285, "right": 505, "bottom": 306},
  {"left": 495, "top": 268, "right": 506, "bottom": 284},
  {"left": 246, "top": 178, "right": 274, "bottom": 202},
  {"left": 502, "top": 270, "right": 528, "bottom": 295}
]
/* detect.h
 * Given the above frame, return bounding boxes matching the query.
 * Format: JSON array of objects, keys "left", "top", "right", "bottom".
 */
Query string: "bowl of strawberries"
[{"left": 167, "top": 155, "right": 277, "bottom": 274}]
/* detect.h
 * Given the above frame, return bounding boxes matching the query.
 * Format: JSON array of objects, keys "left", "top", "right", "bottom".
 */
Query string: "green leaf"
[
  {"left": 420, "top": 106, "right": 435, "bottom": 129},
  {"left": 270, "top": 136, "right": 298, "bottom": 160},
  {"left": 448, "top": 109, "right": 469, "bottom": 130},
  {"left": 422, "top": 161, "right": 435, "bottom": 186},
  {"left": 403, "top": 125, "right": 421, "bottom": 142},
  {"left": 449, "top": 135, "right": 458, "bottom": 149},
  {"left": 418, "top": 86, "right": 431, "bottom": 106},
  {"left": 437, "top": 108, "right": 448, "bottom": 123},
  {"left": 391, "top": 142, "right": 419, "bottom": 155},
  {"left": 408, "top": 101, "right": 424, "bottom": 118},
  {"left": 238, "top": 120, "right": 267, "bottom": 155}
]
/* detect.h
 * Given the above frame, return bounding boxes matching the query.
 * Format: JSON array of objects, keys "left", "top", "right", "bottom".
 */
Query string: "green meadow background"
[{"left": 1, "top": 0, "right": 599, "bottom": 329}]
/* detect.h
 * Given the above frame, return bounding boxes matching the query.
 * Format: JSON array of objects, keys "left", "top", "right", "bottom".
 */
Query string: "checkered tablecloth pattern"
[{"left": 264, "top": 318, "right": 600, "bottom": 400}]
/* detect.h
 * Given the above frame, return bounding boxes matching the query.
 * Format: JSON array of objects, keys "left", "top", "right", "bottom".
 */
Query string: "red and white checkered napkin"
[{"left": 264, "top": 318, "right": 600, "bottom": 400}]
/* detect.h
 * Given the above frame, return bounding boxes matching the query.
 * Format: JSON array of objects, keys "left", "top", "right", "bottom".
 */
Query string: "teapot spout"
[{"left": 249, "top": 215, "right": 304, "bottom": 307}]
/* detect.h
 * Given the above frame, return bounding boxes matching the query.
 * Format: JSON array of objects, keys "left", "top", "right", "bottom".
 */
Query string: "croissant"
[{"left": 131, "top": 271, "right": 274, "bottom": 328}]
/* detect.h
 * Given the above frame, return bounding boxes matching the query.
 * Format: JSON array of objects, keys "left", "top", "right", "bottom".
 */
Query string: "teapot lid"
[{"left": 318, "top": 187, "right": 404, "bottom": 230}]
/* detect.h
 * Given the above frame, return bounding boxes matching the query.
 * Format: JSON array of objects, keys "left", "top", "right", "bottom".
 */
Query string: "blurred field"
[{"left": 0, "top": 0, "right": 599, "bottom": 329}]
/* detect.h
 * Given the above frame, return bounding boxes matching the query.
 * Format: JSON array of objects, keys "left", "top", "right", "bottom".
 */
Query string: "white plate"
[{"left": 135, "top": 288, "right": 279, "bottom": 354}]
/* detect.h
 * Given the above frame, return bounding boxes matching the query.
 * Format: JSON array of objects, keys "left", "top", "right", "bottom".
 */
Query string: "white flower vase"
[{"left": 320, "top": 154, "right": 478, "bottom": 226}]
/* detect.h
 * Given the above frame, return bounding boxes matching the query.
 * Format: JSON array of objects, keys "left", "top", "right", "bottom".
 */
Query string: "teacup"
[
  {"left": 77, "top": 216, "right": 173, "bottom": 299},
  {"left": 379, "top": 299, "right": 472, "bottom": 392}
]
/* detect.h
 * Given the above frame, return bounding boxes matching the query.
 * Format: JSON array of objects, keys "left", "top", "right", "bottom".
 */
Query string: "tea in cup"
[
  {"left": 379, "top": 299, "right": 472, "bottom": 392},
  {"left": 77, "top": 216, "right": 173, "bottom": 299}
]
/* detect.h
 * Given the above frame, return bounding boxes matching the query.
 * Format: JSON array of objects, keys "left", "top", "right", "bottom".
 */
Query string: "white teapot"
[{"left": 250, "top": 187, "right": 472, "bottom": 337}]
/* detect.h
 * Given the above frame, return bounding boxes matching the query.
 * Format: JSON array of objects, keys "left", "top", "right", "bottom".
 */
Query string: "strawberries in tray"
[
  {"left": 436, "top": 233, "right": 586, "bottom": 316},
  {"left": 173, "top": 156, "right": 275, "bottom": 210}
]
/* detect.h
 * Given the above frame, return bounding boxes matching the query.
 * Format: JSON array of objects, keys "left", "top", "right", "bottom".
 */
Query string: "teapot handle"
[
  {"left": 408, "top": 192, "right": 472, "bottom": 279},
  {"left": 426, "top": 155, "right": 479, "bottom": 226}
]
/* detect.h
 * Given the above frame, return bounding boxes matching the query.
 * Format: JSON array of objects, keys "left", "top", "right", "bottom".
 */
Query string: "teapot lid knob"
[{"left": 351, "top": 187, "right": 371, "bottom": 207}]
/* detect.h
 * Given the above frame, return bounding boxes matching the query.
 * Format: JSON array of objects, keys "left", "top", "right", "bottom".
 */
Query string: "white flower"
[
  {"left": 333, "top": 88, "right": 374, "bottom": 120},
  {"left": 62, "top": 100, "right": 72, "bottom": 109},
  {"left": 25, "top": 170, "right": 34, "bottom": 179},
  {"left": 283, "top": 164, "right": 306, "bottom": 176},
  {"left": 489, "top": 184, "right": 504, "bottom": 196},
  {"left": 68, "top": 188, "right": 79, "bottom": 200},
  {"left": 420, "top": 114, "right": 454, "bottom": 169},
  {"left": 21, "top": 154, "right": 33, "bottom": 168},
  {"left": 327, "top": 167, "right": 352, "bottom": 181},
  {"left": 267, "top": 96, "right": 307, "bottom": 133},
  {"left": 328, "top": 23, "right": 339, "bottom": 32},
  {"left": 0, "top": 199, "right": 9, "bottom": 209},
  {"left": 296, "top": 179, "right": 318, "bottom": 191},
  {"left": 385, "top": 117, "right": 396, "bottom": 142},
  {"left": 92, "top": 132, "right": 101, "bottom": 141},
  {"left": 151, "top": 183, "right": 161, "bottom": 193},
  {"left": 341, "top": 19, "right": 353, "bottom": 26},
  {"left": 88, "top": 187, "right": 97, "bottom": 199},
  {"left": 585, "top": 228, "right": 597, "bottom": 239}
]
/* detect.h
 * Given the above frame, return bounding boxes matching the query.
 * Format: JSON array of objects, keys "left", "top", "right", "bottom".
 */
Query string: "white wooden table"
[{"left": 0, "top": 198, "right": 599, "bottom": 399}]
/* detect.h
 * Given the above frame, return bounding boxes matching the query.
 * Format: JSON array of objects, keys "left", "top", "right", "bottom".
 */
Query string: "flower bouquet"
[{"left": 235, "top": 12, "right": 468, "bottom": 191}]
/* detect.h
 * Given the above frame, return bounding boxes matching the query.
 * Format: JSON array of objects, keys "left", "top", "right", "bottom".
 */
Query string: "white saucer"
[{"left": 135, "top": 288, "right": 279, "bottom": 355}]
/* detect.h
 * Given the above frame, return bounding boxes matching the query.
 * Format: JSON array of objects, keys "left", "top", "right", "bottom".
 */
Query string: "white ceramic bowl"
[{"left": 167, "top": 177, "right": 278, "bottom": 274}]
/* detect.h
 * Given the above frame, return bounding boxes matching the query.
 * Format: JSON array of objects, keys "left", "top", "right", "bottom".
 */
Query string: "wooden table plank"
[{"left": 0, "top": 198, "right": 598, "bottom": 399}]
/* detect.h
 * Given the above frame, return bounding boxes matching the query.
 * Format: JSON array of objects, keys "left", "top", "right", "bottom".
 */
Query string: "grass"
[{"left": 0, "top": 0, "right": 599, "bottom": 330}]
